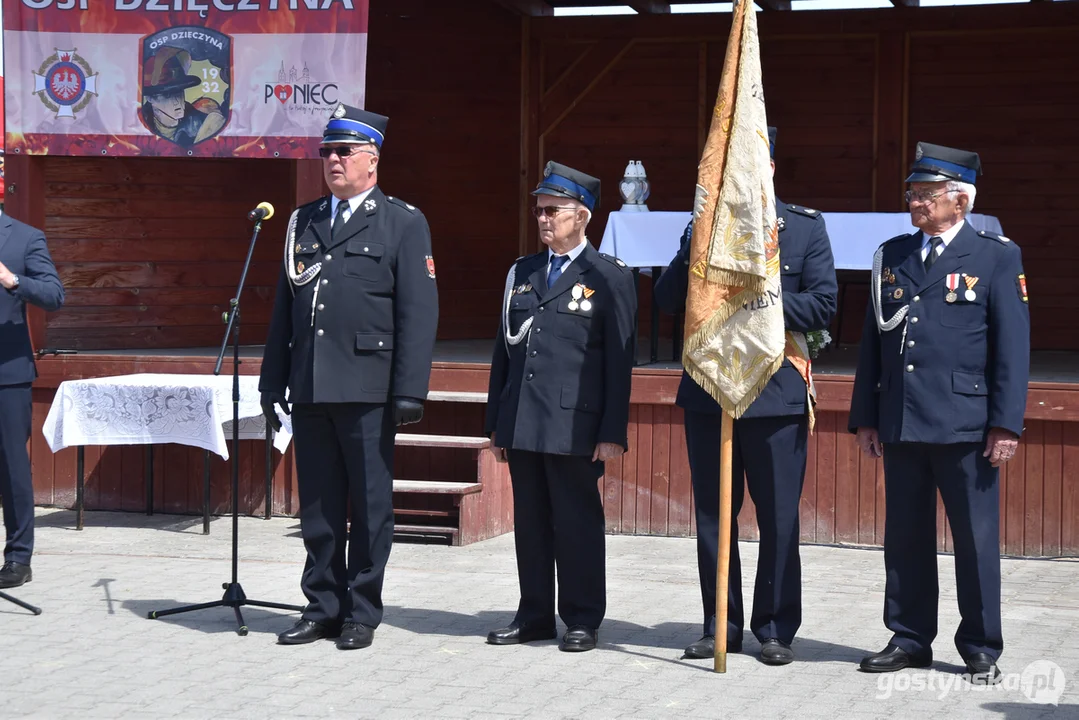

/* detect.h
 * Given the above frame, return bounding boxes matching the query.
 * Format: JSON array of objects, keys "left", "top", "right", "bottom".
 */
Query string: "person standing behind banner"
[
  {"left": 485, "top": 161, "right": 637, "bottom": 653},
  {"left": 259, "top": 103, "right": 438, "bottom": 651},
  {"left": 655, "top": 128, "right": 837, "bottom": 665},
  {"left": 0, "top": 213, "right": 64, "bottom": 589},
  {"left": 850, "top": 142, "right": 1029, "bottom": 683}
]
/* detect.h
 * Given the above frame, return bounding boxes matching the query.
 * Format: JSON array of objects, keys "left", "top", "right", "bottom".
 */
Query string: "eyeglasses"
[
  {"left": 905, "top": 189, "right": 959, "bottom": 205},
  {"left": 318, "top": 145, "right": 377, "bottom": 159},
  {"left": 531, "top": 206, "right": 578, "bottom": 219}
]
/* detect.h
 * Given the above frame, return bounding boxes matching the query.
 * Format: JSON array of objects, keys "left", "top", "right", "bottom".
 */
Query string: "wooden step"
[
  {"left": 395, "top": 433, "right": 489, "bottom": 449},
  {"left": 395, "top": 523, "right": 459, "bottom": 540},
  {"left": 426, "top": 390, "right": 487, "bottom": 403},
  {"left": 392, "top": 479, "right": 482, "bottom": 495}
]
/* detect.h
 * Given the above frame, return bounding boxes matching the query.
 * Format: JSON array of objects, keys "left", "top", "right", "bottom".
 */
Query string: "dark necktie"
[
  {"left": 332, "top": 201, "right": 348, "bottom": 241},
  {"left": 924, "top": 236, "right": 944, "bottom": 271},
  {"left": 548, "top": 254, "right": 569, "bottom": 289}
]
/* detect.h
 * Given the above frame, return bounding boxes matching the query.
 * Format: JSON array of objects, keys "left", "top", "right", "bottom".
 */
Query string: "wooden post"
[{"left": 714, "top": 410, "right": 734, "bottom": 673}]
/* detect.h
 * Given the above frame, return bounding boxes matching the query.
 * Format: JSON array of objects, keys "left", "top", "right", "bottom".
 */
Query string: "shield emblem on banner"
[{"left": 139, "top": 27, "right": 232, "bottom": 148}]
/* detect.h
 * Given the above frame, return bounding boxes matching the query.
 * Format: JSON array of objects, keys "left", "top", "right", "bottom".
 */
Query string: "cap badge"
[{"left": 332, "top": 104, "right": 347, "bottom": 119}]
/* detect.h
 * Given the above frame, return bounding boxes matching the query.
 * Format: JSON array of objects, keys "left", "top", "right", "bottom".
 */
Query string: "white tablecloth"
[
  {"left": 43, "top": 373, "right": 293, "bottom": 460},
  {"left": 597, "top": 210, "right": 1004, "bottom": 271}
]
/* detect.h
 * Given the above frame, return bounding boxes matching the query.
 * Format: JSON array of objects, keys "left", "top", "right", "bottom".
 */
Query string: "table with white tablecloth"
[
  {"left": 43, "top": 373, "right": 293, "bottom": 532},
  {"left": 598, "top": 210, "right": 1004, "bottom": 362}
]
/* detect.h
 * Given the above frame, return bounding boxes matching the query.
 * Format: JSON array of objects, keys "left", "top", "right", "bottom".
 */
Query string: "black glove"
[
  {"left": 393, "top": 397, "right": 424, "bottom": 426},
  {"left": 260, "top": 391, "right": 290, "bottom": 433}
]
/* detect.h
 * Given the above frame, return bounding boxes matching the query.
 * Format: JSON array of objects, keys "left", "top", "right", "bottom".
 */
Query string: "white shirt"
[
  {"left": 920, "top": 220, "right": 965, "bottom": 263},
  {"left": 330, "top": 187, "right": 377, "bottom": 228},
  {"left": 547, "top": 239, "right": 588, "bottom": 282}
]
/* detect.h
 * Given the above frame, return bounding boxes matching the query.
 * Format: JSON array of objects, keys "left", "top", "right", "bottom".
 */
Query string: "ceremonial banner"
[
  {"left": 682, "top": 0, "right": 790, "bottom": 420},
  {"left": 3, "top": 0, "right": 368, "bottom": 158}
]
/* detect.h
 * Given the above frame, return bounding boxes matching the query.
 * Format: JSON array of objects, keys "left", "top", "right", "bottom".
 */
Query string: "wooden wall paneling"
[
  {"left": 874, "top": 458, "right": 886, "bottom": 546},
  {"left": 98, "top": 447, "right": 124, "bottom": 510},
  {"left": 635, "top": 404, "right": 655, "bottom": 533},
  {"left": 119, "top": 446, "right": 146, "bottom": 513},
  {"left": 668, "top": 407, "right": 692, "bottom": 536},
  {"left": 603, "top": 444, "right": 624, "bottom": 533},
  {"left": 30, "top": 390, "right": 55, "bottom": 506},
  {"left": 814, "top": 413, "right": 837, "bottom": 543},
  {"left": 1062, "top": 424, "right": 1079, "bottom": 555},
  {"left": 4, "top": 154, "right": 48, "bottom": 352},
  {"left": 856, "top": 419, "right": 878, "bottom": 544},
  {"left": 162, "top": 444, "right": 188, "bottom": 514},
  {"left": 622, "top": 405, "right": 640, "bottom": 533},
  {"left": 1005, "top": 435, "right": 1027, "bottom": 555},
  {"left": 1024, "top": 421, "right": 1045, "bottom": 557},
  {"left": 210, "top": 445, "right": 232, "bottom": 515},
  {"left": 738, "top": 475, "right": 759, "bottom": 542},
  {"left": 834, "top": 420, "right": 860, "bottom": 544},
  {"left": 650, "top": 404, "right": 671, "bottom": 536},
  {"left": 53, "top": 446, "right": 78, "bottom": 510},
  {"left": 83, "top": 445, "right": 103, "bottom": 511},
  {"left": 1041, "top": 421, "right": 1063, "bottom": 557},
  {"left": 872, "top": 31, "right": 908, "bottom": 212}
]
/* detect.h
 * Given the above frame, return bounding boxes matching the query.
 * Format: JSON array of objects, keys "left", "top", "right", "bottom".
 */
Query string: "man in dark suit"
[
  {"left": 0, "top": 214, "right": 65, "bottom": 589},
  {"left": 850, "top": 142, "right": 1029, "bottom": 683},
  {"left": 485, "top": 161, "right": 637, "bottom": 653},
  {"left": 655, "top": 128, "right": 837, "bottom": 665},
  {"left": 260, "top": 103, "right": 439, "bottom": 650}
]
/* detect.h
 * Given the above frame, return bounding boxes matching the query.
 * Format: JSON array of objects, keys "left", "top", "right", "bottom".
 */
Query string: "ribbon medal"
[
  {"left": 963, "top": 274, "right": 979, "bottom": 302},
  {"left": 945, "top": 273, "right": 961, "bottom": 303},
  {"left": 568, "top": 284, "right": 584, "bottom": 312}
]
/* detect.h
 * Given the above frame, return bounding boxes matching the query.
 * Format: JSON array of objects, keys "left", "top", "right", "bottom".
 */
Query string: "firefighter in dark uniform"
[
  {"left": 850, "top": 142, "right": 1030, "bottom": 683},
  {"left": 485, "top": 162, "right": 637, "bottom": 653},
  {"left": 655, "top": 128, "right": 837, "bottom": 665},
  {"left": 260, "top": 104, "right": 439, "bottom": 651}
]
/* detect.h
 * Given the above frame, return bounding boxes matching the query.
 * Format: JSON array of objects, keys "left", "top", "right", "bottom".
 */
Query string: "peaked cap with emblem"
[
  {"left": 323, "top": 103, "right": 389, "bottom": 148},
  {"left": 906, "top": 141, "right": 981, "bottom": 185},
  {"left": 533, "top": 161, "right": 601, "bottom": 212}
]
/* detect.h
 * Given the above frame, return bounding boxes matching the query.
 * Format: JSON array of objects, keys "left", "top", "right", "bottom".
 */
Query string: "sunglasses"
[
  {"left": 531, "top": 205, "right": 579, "bottom": 219},
  {"left": 318, "top": 145, "right": 376, "bottom": 159}
]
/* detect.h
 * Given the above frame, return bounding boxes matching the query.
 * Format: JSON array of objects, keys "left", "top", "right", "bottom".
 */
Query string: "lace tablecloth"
[{"left": 42, "top": 374, "right": 293, "bottom": 460}]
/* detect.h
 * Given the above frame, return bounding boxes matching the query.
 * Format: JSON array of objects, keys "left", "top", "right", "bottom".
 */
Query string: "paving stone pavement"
[{"left": 1, "top": 508, "right": 1076, "bottom": 719}]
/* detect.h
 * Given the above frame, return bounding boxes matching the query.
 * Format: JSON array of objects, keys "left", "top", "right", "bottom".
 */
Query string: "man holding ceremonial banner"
[{"left": 677, "top": 0, "right": 802, "bottom": 673}]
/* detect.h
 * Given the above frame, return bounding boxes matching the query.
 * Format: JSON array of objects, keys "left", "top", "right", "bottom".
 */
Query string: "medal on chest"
[{"left": 945, "top": 273, "right": 961, "bottom": 303}]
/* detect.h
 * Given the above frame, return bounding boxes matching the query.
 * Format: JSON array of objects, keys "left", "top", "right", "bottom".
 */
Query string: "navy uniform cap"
[
  {"left": 768, "top": 126, "right": 777, "bottom": 159},
  {"left": 323, "top": 103, "right": 389, "bottom": 148},
  {"left": 906, "top": 141, "right": 981, "bottom": 185},
  {"left": 533, "top": 161, "right": 601, "bottom": 212}
]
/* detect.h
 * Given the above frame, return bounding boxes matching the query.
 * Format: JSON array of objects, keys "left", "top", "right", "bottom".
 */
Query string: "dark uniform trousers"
[
  {"left": 655, "top": 201, "right": 837, "bottom": 644},
  {"left": 882, "top": 442, "right": 1002, "bottom": 659},
  {"left": 0, "top": 215, "right": 65, "bottom": 565},
  {"left": 507, "top": 451, "right": 606, "bottom": 629},
  {"left": 292, "top": 402, "right": 396, "bottom": 628},
  {"left": 0, "top": 384, "right": 34, "bottom": 565},
  {"left": 686, "top": 411, "right": 808, "bottom": 644},
  {"left": 849, "top": 223, "right": 1028, "bottom": 662}
]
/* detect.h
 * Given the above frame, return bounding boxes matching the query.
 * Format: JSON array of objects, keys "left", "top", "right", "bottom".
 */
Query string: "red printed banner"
[{"left": 3, "top": 0, "right": 369, "bottom": 158}]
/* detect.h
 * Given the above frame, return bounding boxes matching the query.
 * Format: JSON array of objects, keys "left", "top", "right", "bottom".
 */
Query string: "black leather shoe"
[
  {"left": 964, "top": 653, "right": 1002, "bottom": 684},
  {"left": 336, "top": 622, "right": 374, "bottom": 650},
  {"left": 683, "top": 635, "right": 742, "bottom": 659},
  {"left": 760, "top": 638, "right": 794, "bottom": 665},
  {"left": 560, "top": 625, "right": 597, "bottom": 652},
  {"left": 277, "top": 619, "right": 337, "bottom": 645},
  {"left": 0, "top": 562, "right": 31, "bottom": 589},
  {"left": 486, "top": 622, "right": 557, "bottom": 646},
  {"left": 859, "top": 644, "right": 932, "bottom": 673}
]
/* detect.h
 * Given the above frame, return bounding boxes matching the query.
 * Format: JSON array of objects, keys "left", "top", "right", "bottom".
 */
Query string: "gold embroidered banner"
[{"left": 683, "top": 0, "right": 785, "bottom": 419}]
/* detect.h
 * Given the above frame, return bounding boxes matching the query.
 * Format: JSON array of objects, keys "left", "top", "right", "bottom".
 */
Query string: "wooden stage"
[{"left": 28, "top": 342, "right": 1079, "bottom": 558}]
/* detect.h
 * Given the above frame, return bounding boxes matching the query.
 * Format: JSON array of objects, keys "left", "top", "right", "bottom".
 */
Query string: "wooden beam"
[
  {"left": 538, "top": 38, "right": 635, "bottom": 136},
  {"left": 491, "top": 0, "right": 553, "bottom": 16},
  {"left": 890, "top": 0, "right": 919, "bottom": 7},
  {"left": 755, "top": 0, "right": 791, "bottom": 10},
  {"left": 628, "top": 1, "right": 670, "bottom": 12}
]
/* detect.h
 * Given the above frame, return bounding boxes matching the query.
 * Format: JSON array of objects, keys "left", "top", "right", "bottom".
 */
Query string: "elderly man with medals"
[
  {"left": 259, "top": 103, "right": 439, "bottom": 651},
  {"left": 849, "top": 142, "right": 1030, "bottom": 683},
  {"left": 484, "top": 162, "right": 637, "bottom": 652}
]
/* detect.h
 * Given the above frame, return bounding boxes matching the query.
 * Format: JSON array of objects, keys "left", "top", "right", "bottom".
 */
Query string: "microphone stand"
[
  {"left": 0, "top": 591, "right": 42, "bottom": 615},
  {"left": 148, "top": 209, "right": 303, "bottom": 635}
]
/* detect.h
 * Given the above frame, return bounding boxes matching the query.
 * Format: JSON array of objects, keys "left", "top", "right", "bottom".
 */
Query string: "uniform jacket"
[
  {"left": 654, "top": 200, "right": 838, "bottom": 418},
  {"left": 0, "top": 214, "right": 64, "bottom": 386},
  {"left": 848, "top": 222, "right": 1030, "bottom": 443},
  {"left": 259, "top": 186, "right": 439, "bottom": 404},
  {"left": 485, "top": 242, "right": 637, "bottom": 456}
]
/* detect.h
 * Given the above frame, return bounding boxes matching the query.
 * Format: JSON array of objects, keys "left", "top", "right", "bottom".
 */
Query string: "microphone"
[{"left": 247, "top": 202, "right": 275, "bottom": 221}]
